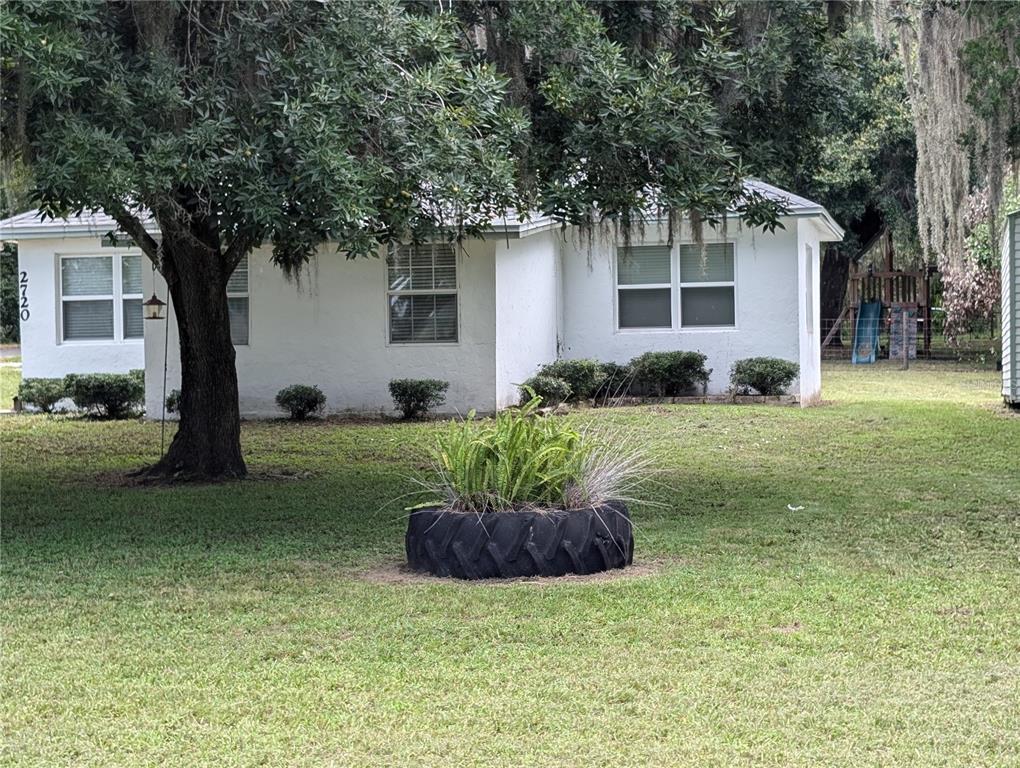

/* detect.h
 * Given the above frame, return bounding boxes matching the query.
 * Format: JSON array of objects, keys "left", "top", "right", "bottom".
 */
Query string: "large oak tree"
[{"left": 3, "top": 0, "right": 826, "bottom": 479}]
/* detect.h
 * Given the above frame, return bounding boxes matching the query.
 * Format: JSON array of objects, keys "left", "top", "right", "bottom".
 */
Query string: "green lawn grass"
[
  {"left": 2, "top": 363, "right": 1018, "bottom": 767},
  {"left": 0, "top": 363, "right": 20, "bottom": 409}
]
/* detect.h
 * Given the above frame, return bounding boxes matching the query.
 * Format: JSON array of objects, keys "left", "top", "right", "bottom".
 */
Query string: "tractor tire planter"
[{"left": 406, "top": 502, "right": 633, "bottom": 580}]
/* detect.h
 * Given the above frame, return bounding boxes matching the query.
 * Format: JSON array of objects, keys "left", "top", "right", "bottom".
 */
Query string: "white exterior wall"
[
  {"left": 493, "top": 229, "right": 561, "bottom": 408},
  {"left": 796, "top": 218, "right": 824, "bottom": 404},
  {"left": 16, "top": 237, "right": 144, "bottom": 379},
  {"left": 144, "top": 240, "right": 497, "bottom": 418},
  {"left": 559, "top": 218, "right": 811, "bottom": 399},
  {"left": 1003, "top": 213, "right": 1018, "bottom": 403}
]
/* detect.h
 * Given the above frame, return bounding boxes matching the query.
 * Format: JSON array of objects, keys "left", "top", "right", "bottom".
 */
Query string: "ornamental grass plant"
[{"left": 422, "top": 394, "right": 651, "bottom": 514}]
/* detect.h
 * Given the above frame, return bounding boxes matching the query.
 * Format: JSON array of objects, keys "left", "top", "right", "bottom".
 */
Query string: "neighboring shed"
[{"left": 1003, "top": 210, "right": 1020, "bottom": 407}]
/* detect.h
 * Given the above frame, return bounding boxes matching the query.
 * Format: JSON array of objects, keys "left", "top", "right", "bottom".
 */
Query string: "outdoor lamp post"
[{"left": 143, "top": 293, "right": 167, "bottom": 321}]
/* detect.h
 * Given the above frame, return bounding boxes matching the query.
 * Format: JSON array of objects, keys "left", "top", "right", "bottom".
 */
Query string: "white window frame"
[
  {"left": 613, "top": 240, "right": 739, "bottom": 332},
  {"left": 385, "top": 243, "right": 460, "bottom": 345},
  {"left": 226, "top": 255, "right": 250, "bottom": 347},
  {"left": 678, "top": 242, "right": 737, "bottom": 329},
  {"left": 58, "top": 252, "right": 144, "bottom": 344},
  {"left": 615, "top": 246, "right": 675, "bottom": 331}
]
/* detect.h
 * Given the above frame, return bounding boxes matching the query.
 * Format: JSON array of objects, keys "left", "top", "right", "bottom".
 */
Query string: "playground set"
[{"left": 821, "top": 231, "right": 934, "bottom": 364}]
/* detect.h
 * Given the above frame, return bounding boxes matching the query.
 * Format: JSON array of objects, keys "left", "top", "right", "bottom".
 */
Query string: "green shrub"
[
  {"left": 389, "top": 378, "right": 448, "bottom": 419},
  {"left": 17, "top": 378, "right": 66, "bottom": 413},
  {"left": 165, "top": 389, "right": 181, "bottom": 414},
  {"left": 63, "top": 372, "right": 145, "bottom": 418},
  {"left": 595, "top": 361, "right": 634, "bottom": 399},
  {"left": 424, "top": 396, "right": 647, "bottom": 513},
  {"left": 730, "top": 357, "right": 799, "bottom": 395},
  {"left": 629, "top": 351, "right": 711, "bottom": 396},
  {"left": 536, "top": 359, "right": 606, "bottom": 401},
  {"left": 275, "top": 384, "right": 327, "bottom": 420},
  {"left": 519, "top": 375, "right": 572, "bottom": 406}
]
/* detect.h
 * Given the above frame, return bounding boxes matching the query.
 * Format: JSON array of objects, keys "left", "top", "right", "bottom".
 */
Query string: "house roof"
[
  {"left": 0, "top": 208, "right": 159, "bottom": 240},
  {"left": 739, "top": 179, "right": 845, "bottom": 240},
  {"left": 0, "top": 180, "right": 844, "bottom": 242}
]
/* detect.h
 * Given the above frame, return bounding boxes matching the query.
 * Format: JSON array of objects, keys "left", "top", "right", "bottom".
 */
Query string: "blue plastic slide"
[{"left": 852, "top": 300, "right": 882, "bottom": 364}]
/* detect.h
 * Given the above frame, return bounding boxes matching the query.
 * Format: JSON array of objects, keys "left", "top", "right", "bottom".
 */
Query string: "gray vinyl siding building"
[{"left": 1003, "top": 210, "right": 1020, "bottom": 406}]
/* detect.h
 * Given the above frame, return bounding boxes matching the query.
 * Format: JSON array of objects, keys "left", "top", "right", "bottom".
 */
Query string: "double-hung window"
[
  {"left": 616, "top": 246, "right": 672, "bottom": 329},
  {"left": 387, "top": 244, "right": 458, "bottom": 343},
  {"left": 226, "top": 256, "right": 250, "bottom": 346},
  {"left": 616, "top": 242, "right": 736, "bottom": 330},
  {"left": 678, "top": 243, "right": 735, "bottom": 327},
  {"left": 61, "top": 253, "right": 143, "bottom": 342}
]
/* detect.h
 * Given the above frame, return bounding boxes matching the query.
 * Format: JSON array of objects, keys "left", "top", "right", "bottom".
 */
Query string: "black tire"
[{"left": 405, "top": 502, "right": 633, "bottom": 579}]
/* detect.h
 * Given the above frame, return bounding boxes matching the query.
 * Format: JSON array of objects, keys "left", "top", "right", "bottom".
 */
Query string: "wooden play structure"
[{"left": 822, "top": 230, "right": 935, "bottom": 359}]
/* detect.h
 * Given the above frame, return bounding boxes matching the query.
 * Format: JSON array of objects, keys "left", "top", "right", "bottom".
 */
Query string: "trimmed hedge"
[
  {"left": 730, "top": 357, "right": 799, "bottom": 395},
  {"left": 276, "top": 384, "right": 327, "bottom": 420},
  {"left": 536, "top": 359, "right": 606, "bottom": 402},
  {"left": 519, "top": 374, "right": 572, "bottom": 406},
  {"left": 595, "top": 361, "right": 634, "bottom": 399},
  {"left": 17, "top": 378, "right": 66, "bottom": 413},
  {"left": 165, "top": 389, "right": 181, "bottom": 414},
  {"left": 64, "top": 372, "right": 144, "bottom": 418},
  {"left": 389, "top": 378, "right": 448, "bottom": 419},
  {"left": 629, "top": 351, "right": 711, "bottom": 396}
]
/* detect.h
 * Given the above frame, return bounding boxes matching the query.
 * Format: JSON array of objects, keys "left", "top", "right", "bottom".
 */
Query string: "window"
[
  {"left": 387, "top": 244, "right": 457, "bottom": 343},
  {"left": 61, "top": 254, "right": 143, "bottom": 342},
  {"left": 226, "top": 257, "right": 249, "bottom": 346},
  {"left": 122, "top": 254, "right": 143, "bottom": 339},
  {"left": 616, "top": 246, "right": 672, "bottom": 329},
  {"left": 678, "top": 243, "right": 735, "bottom": 327}
]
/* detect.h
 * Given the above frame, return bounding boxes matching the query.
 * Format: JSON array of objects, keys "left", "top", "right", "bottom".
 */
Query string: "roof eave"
[{"left": 0, "top": 224, "right": 161, "bottom": 241}]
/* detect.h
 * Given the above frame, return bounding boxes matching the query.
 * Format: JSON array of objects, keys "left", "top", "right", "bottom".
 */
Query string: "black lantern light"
[{"left": 143, "top": 293, "right": 167, "bottom": 321}]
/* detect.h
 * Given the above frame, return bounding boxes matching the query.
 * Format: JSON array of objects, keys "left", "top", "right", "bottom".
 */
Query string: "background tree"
[
  {"left": 718, "top": 1, "right": 918, "bottom": 331},
  {"left": 0, "top": 158, "right": 31, "bottom": 343},
  {"left": 893, "top": 0, "right": 1019, "bottom": 342},
  {"left": 4, "top": 0, "right": 851, "bottom": 479}
]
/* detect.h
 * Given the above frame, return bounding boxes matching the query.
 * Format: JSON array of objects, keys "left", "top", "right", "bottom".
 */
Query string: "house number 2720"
[{"left": 19, "top": 271, "right": 29, "bottom": 321}]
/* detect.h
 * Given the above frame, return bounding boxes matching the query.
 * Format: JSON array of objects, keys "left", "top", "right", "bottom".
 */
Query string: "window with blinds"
[
  {"left": 387, "top": 244, "right": 457, "bottom": 343},
  {"left": 678, "top": 243, "right": 735, "bottom": 327},
  {"left": 121, "top": 254, "right": 143, "bottom": 339},
  {"left": 61, "top": 254, "right": 144, "bottom": 342},
  {"left": 616, "top": 246, "right": 672, "bottom": 329},
  {"left": 226, "top": 257, "right": 249, "bottom": 346}
]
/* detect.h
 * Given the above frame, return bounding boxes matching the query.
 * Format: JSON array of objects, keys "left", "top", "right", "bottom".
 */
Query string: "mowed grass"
[
  {"left": 0, "top": 364, "right": 20, "bottom": 409},
  {"left": 2, "top": 362, "right": 1018, "bottom": 767}
]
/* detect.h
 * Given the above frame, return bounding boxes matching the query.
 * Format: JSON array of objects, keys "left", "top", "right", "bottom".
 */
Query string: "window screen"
[
  {"left": 121, "top": 255, "right": 143, "bottom": 339},
  {"left": 678, "top": 243, "right": 735, "bottom": 327},
  {"left": 678, "top": 244, "right": 734, "bottom": 283},
  {"left": 63, "top": 300, "right": 114, "bottom": 340},
  {"left": 62, "top": 257, "right": 112, "bottom": 296},
  {"left": 226, "top": 258, "right": 250, "bottom": 345},
  {"left": 61, "top": 257, "right": 114, "bottom": 340},
  {"left": 680, "top": 286, "right": 735, "bottom": 326},
  {"left": 617, "top": 246, "right": 672, "bottom": 329}
]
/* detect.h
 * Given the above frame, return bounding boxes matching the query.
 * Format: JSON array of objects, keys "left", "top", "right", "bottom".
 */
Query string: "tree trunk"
[
  {"left": 143, "top": 241, "right": 246, "bottom": 480},
  {"left": 820, "top": 244, "right": 851, "bottom": 347}
]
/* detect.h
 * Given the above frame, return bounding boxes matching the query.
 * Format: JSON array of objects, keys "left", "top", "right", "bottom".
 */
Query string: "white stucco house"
[{"left": 1, "top": 180, "right": 843, "bottom": 415}]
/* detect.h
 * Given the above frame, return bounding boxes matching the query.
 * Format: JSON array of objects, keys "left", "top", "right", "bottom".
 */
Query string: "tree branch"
[
  {"left": 107, "top": 204, "right": 161, "bottom": 266},
  {"left": 223, "top": 233, "right": 254, "bottom": 272}
]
